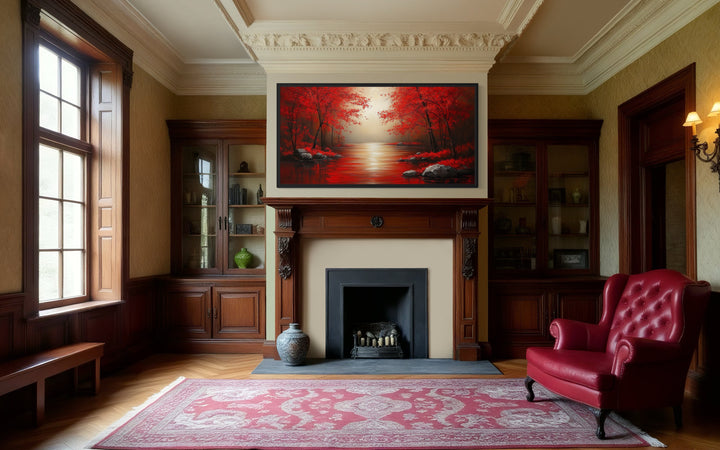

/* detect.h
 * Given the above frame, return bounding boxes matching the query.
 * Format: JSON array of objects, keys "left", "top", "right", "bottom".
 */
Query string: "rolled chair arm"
[
  {"left": 550, "top": 319, "right": 607, "bottom": 351},
  {"left": 612, "top": 337, "right": 682, "bottom": 375}
]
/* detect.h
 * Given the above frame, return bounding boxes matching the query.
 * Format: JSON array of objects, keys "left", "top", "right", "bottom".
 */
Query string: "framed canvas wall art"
[{"left": 277, "top": 83, "right": 478, "bottom": 187}]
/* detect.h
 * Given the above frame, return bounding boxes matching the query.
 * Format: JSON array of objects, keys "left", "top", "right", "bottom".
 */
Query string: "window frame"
[{"left": 22, "top": 0, "right": 133, "bottom": 317}]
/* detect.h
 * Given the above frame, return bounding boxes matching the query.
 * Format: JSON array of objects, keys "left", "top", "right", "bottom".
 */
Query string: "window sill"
[{"left": 31, "top": 299, "right": 124, "bottom": 320}]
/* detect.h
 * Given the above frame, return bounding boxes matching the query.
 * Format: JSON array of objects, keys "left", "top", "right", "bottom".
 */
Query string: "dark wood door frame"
[{"left": 618, "top": 64, "right": 697, "bottom": 278}]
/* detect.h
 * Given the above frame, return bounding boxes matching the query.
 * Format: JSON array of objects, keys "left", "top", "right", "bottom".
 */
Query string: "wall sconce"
[{"left": 683, "top": 102, "right": 720, "bottom": 191}]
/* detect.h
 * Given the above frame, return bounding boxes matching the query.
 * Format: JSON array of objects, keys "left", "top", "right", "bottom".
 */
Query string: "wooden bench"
[{"left": 0, "top": 342, "right": 104, "bottom": 425}]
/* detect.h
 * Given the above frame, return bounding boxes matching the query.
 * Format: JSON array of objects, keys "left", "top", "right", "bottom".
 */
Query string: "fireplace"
[
  {"left": 325, "top": 268, "right": 428, "bottom": 359},
  {"left": 262, "top": 197, "right": 490, "bottom": 361}
]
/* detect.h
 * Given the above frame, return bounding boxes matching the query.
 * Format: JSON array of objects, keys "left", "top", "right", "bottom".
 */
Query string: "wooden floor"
[{"left": 2, "top": 354, "right": 719, "bottom": 449}]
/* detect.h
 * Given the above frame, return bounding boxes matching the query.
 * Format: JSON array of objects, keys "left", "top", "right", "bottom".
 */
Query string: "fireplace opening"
[{"left": 326, "top": 268, "right": 428, "bottom": 359}]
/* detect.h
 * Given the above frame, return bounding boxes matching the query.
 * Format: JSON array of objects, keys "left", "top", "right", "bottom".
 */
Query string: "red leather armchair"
[{"left": 525, "top": 269, "right": 710, "bottom": 439}]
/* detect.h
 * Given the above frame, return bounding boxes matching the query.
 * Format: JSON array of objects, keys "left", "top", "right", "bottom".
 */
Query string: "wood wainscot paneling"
[
  {"left": 687, "top": 290, "right": 720, "bottom": 402},
  {"left": 0, "top": 294, "right": 26, "bottom": 360},
  {"left": 122, "top": 277, "right": 159, "bottom": 363}
]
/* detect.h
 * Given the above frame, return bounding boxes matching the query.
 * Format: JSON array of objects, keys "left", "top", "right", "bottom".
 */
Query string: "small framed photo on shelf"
[
  {"left": 235, "top": 223, "right": 253, "bottom": 235},
  {"left": 548, "top": 188, "right": 566, "bottom": 205},
  {"left": 553, "top": 249, "right": 588, "bottom": 269}
]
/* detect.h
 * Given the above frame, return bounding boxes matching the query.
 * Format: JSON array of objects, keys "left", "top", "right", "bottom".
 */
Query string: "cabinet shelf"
[
  {"left": 495, "top": 202, "right": 536, "bottom": 207},
  {"left": 495, "top": 170, "right": 536, "bottom": 177},
  {"left": 549, "top": 171, "right": 589, "bottom": 177},
  {"left": 549, "top": 202, "right": 588, "bottom": 208},
  {"left": 229, "top": 172, "right": 265, "bottom": 177}
]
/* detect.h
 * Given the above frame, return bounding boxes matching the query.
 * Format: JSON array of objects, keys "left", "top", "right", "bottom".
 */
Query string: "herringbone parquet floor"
[{"left": 1, "top": 354, "right": 718, "bottom": 449}]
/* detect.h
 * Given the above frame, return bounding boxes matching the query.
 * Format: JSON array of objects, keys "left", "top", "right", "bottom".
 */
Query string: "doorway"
[{"left": 618, "top": 64, "right": 696, "bottom": 278}]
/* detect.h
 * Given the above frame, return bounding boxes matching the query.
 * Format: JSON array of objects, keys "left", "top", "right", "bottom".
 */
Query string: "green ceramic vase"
[{"left": 234, "top": 248, "right": 253, "bottom": 269}]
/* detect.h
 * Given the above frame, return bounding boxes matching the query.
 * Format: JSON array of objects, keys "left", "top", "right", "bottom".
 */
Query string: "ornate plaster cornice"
[{"left": 241, "top": 31, "right": 514, "bottom": 52}]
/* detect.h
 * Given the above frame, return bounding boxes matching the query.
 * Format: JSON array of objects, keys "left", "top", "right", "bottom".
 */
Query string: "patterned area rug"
[{"left": 88, "top": 378, "right": 664, "bottom": 449}]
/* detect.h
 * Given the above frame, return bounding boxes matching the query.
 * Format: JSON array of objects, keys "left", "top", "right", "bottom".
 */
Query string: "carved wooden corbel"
[
  {"left": 277, "top": 236, "right": 292, "bottom": 280},
  {"left": 462, "top": 237, "right": 477, "bottom": 280}
]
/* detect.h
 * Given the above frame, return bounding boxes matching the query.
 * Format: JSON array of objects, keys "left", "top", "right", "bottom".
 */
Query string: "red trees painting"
[{"left": 277, "top": 84, "right": 477, "bottom": 187}]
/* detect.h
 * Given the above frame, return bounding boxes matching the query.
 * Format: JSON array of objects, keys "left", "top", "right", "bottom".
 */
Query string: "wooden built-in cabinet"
[
  {"left": 489, "top": 277, "right": 605, "bottom": 358},
  {"left": 167, "top": 120, "right": 267, "bottom": 275},
  {"left": 161, "top": 277, "right": 266, "bottom": 352},
  {"left": 488, "top": 120, "right": 605, "bottom": 358},
  {"left": 163, "top": 120, "right": 267, "bottom": 353}
]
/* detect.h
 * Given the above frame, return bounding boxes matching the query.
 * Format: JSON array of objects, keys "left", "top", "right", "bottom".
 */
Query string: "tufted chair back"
[{"left": 605, "top": 269, "right": 702, "bottom": 355}]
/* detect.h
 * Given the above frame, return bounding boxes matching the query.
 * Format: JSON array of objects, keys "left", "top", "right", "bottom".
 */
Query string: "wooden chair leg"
[
  {"left": 93, "top": 357, "right": 101, "bottom": 395},
  {"left": 592, "top": 408, "right": 611, "bottom": 439},
  {"left": 35, "top": 379, "right": 46, "bottom": 426},
  {"left": 524, "top": 376, "right": 536, "bottom": 402},
  {"left": 673, "top": 405, "right": 683, "bottom": 429}
]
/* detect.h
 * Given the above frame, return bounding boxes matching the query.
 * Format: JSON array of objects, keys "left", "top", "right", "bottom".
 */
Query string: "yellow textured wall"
[
  {"left": 171, "top": 96, "right": 267, "bottom": 120},
  {"left": 586, "top": 2, "right": 720, "bottom": 285},
  {"left": 128, "top": 66, "right": 175, "bottom": 278},
  {"left": 0, "top": 0, "right": 23, "bottom": 293},
  {"left": 488, "top": 95, "right": 591, "bottom": 119}
]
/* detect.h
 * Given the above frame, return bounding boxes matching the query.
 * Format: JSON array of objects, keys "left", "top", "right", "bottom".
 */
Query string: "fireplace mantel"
[{"left": 262, "top": 197, "right": 491, "bottom": 361}]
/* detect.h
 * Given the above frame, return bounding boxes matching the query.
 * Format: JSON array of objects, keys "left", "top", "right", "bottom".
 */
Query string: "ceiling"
[{"left": 82, "top": 0, "right": 719, "bottom": 95}]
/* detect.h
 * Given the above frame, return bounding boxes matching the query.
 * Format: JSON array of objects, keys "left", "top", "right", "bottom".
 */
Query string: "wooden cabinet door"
[
  {"left": 490, "top": 285, "right": 550, "bottom": 358},
  {"left": 165, "top": 284, "right": 212, "bottom": 339},
  {"left": 554, "top": 290, "right": 602, "bottom": 324},
  {"left": 212, "top": 286, "right": 265, "bottom": 339}
]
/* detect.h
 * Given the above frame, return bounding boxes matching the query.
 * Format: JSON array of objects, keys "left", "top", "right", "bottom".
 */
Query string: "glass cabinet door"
[
  {"left": 181, "top": 143, "right": 219, "bottom": 273},
  {"left": 492, "top": 144, "right": 537, "bottom": 271},
  {"left": 547, "top": 144, "right": 590, "bottom": 271},
  {"left": 225, "top": 142, "right": 266, "bottom": 273}
]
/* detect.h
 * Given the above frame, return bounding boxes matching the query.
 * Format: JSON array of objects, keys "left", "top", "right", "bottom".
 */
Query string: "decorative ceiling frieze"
[{"left": 240, "top": 32, "right": 513, "bottom": 51}]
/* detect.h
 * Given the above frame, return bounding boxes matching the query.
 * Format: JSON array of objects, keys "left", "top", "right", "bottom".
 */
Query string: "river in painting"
[{"left": 278, "top": 142, "right": 474, "bottom": 186}]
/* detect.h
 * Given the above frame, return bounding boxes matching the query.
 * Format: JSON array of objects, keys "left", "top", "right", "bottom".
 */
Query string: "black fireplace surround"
[{"left": 325, "top": 268, "right": 428, "bottom": 359}]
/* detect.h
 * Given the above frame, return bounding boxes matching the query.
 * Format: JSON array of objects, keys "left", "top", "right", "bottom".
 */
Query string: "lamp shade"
[
  {"left": 708, "top": 102, "right": 720, "bottom": 117},
  {"left": 683, "top": 111, "right": 703, "bottom": 127}
]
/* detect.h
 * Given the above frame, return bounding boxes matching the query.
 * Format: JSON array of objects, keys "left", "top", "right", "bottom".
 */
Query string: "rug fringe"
[
  {"left": 610, "top": 412, "right": 667, "bottom": 448},
  {"left": 84, "top": 376, "right": 187, "bottom": 449}
]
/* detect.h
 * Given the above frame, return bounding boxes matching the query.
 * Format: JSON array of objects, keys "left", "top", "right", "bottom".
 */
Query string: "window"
[
  {"left": 23, "top": 0, "right": 132, "bottom": 316},
  {"left": 37, "top": 45, "right": 90, "bottom": 307}
]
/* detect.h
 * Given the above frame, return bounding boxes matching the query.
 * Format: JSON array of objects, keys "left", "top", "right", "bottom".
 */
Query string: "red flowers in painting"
[{"left": 277, "top": 84, "right": 477, "bottom": 187}]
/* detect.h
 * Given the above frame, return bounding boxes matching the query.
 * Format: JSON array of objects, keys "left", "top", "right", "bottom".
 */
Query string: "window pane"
[
  {"left": 39, "top": 92, "right": 60, "bottom": 132},
  {"left": 39, "top": 251, "right": 60, "bottom": 301},
  {"left": 63, "top": 152, "right": 84, "bottom": 201},
  {"left": 63, "top": 202, "right": 83, "bottom": 249},
  {"left": 39, "top": 198, "right": 60, "bottom": 249},
  {"left": 39, "top": 144, "right": 60, "bottom": 197},
  {"left": 38, "top": 46, "right": 59, "bottom": 96},
  {"left": 61, "top": 102, "right": 81, "bottom": 139},
  {"left": 61, "top": 59, "right": 80, "bottom": 105},
  {"left": 63, "top": 251, "right": 84, "bottom": 297}
]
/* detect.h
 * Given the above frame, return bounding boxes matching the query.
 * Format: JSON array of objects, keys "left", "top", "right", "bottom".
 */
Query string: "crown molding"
[
  {"left": 240, "top": 31, "right": 513, "bottom": 72},
  {"left": 259, "top": 60, "right": 496, "bottom": 74},
  {"left": 176, "top": 63, "right": 266, "bottom": 95},
  {"left": 490, "top": 0, "right": 720, "bottom": 95},
  {"left": 240, "top": 31, "right": 513, "bottom": 51}
]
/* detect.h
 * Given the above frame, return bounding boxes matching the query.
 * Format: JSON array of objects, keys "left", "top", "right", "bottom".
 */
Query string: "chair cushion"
[{"left": 527, "top": 347, "right": 616, "bottom": 391}]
